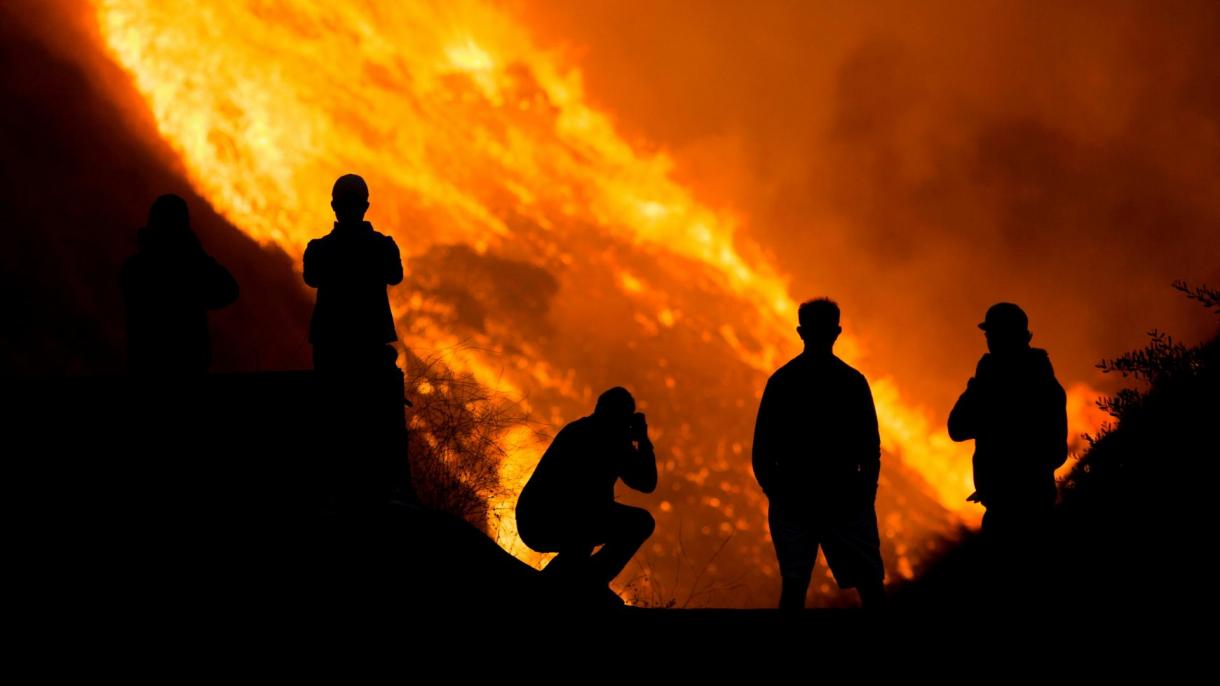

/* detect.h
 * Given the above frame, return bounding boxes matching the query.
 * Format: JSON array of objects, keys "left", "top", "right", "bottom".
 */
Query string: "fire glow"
[{"left": 94, "top": 0, "right": 1103, "bottom": 605}]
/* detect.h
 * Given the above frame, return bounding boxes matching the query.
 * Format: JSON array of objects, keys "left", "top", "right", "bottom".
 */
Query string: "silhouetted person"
[
  {"left": 949, "top": 303, "right": 1066, "bottom": 600},
  {"left": 753, "top": 298, "right": 884, "bottom": 610},
  {"left": 120, "top": 194, "right": 238, "bottom": 374},
  {"left": 516, "top": 387, "right": 658, "bottom": 606},
  {"left": 304, "top": 174, "right": 403, "bottom": 373}
]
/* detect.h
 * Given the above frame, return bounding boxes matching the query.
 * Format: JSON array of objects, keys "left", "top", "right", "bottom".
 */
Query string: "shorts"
[{"left": 768, "top": 500, "right": 884, "bottom": 589}]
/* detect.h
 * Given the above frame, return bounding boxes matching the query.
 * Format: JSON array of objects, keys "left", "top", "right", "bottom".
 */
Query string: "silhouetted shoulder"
[
  {"left": 768, "top": 354, "right": 806, "bottom": 382},
  {"left": 1029, "top": 348, "right": 1056, "bottom": 375},
  {"left": 302, "top": 236, "right": 328, "bottom": 262},
  {"left": 833, "top": 355, "right": 867, "bottom": 380},
  {"left": 844, "top": 361, "right": 873, "bottom": 393},
  {"left": 770, "top": 353, "right": 867, "bottom": 386},
  {"left": 550, "top": 419, "right": 577, "bottom": 442},
  {"left": 535, "top": 418, "right": 585, "bottom": 463},
  {"left": 302, "top": 236, "right": 327, "bottom": 287},
  {"left": 1031, "top": 349, "right": 1066, "bottom": 401},
  {"left": 562, "top": 415, "right": 596, "bottom": 439},
  {"left": 974, "top": 353, "right": 992, "bottom": 376}
]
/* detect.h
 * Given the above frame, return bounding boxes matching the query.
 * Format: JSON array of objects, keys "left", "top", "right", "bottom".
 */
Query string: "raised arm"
[
  {"left": 948, "top": 377, "right": 980, "bottom": 442},
  {"left": 620, "top": 424, "right": 657, "bottom": 494}
]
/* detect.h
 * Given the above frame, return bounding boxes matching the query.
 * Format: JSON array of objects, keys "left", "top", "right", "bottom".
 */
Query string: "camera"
[{"left": 628, "top": 411, "right": 648, "bottom": 439}]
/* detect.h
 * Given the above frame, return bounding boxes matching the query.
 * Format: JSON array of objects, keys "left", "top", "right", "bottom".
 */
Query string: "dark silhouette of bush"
[
  {"left": 1066, "top": 281, "right": 1218, "bottom": 497},
  {"left": 401, "top": 345, "right": 539, "bottom": 534},
  {"left": 1052, "top": 281, "right": 1219, "bottom": 608}
]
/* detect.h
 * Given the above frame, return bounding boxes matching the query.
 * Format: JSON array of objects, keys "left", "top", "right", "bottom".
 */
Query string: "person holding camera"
[
  {"left": 303, "top": 174, "right": 403, "bottom": 373},
  {"left": 121, "top": 193, "right": 238, "bottom": 375},
  {"left": 516, "top": 386, "right": 658, "bottom": 606},
  {"left": 948, "top": 302, "right": 1067, "bottom": 604}
]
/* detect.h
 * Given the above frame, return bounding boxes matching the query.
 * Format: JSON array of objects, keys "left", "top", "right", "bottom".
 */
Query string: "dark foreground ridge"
[
  {"left": 3, "top": 371, "right": 900, "bottom": 646},
  {"left": 5, "top": 373, "right": 536, "bottom": 620}
]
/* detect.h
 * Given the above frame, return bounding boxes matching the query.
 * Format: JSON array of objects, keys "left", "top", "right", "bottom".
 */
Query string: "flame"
[
  {"left": 92, "top": 0, "right": 1107, "bottom": 603},
  {"left": 1061, "top": 383, "right": 1109, "bottom": 481}
]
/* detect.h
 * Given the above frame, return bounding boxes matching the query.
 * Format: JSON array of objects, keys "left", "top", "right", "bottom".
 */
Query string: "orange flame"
[{"left": 93, "top": 0, "right": 1108, "bottom": 601}]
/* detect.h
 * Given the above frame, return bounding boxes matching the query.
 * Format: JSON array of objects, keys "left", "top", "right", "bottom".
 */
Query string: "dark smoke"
[{"left": 519, "top": 0, "right": 1220, "bottom": 412}]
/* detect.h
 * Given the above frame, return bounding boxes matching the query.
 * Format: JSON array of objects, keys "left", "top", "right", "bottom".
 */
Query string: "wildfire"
[{"left": 93, "top": 0, "right": 1105, "bottom": 604}]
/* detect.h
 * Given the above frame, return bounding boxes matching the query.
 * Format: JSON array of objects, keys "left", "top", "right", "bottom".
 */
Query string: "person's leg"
[
  {"left": 780, "top": 576, "right": 811, "bottom": 611},
  {"left": 587, "top": 504, "right": 655, "bottom": 586},
  {"left": 984, "top": 504, "right": 1053, "bottom": 610},
  {"left": 981, "top": 507, "right": 1014, "bottom": 601},
  {"left": 822, "top": 504, "right": 885, "bottom": 609},
  {"left": 1020, "top": 504, "right": 1055, "bottom": 610},
  {"left": 769, "top": 503, "right": 818, "bottom": 611},
  {"left": 857, "top": 580, "right": 885, "bottom": 609},
  {"left": 523, "top": 512, "right": 596, "bottom": 583},
  {"left": 312, "top": 344, "right": 329, "bottom": 372},
  {"left": 542, "top": 543, "right": 596, "bottom": 581}
]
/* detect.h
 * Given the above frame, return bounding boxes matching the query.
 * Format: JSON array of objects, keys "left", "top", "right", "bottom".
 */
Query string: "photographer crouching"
[{"left": 515, "top": 387, "right": 658, "bottom": 607}]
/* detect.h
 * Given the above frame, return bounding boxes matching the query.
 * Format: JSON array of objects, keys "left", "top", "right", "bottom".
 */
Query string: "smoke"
[{"left": 518, "top": 0, "right": 1220, "bottom": 411}]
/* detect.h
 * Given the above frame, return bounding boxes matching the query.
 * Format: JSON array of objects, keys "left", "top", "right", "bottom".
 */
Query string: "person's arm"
[
  {"left": 949, "top": 358, "right": 988, "bottom": 442},
  {"left": 947, "top": 379, "right": 978, "bottom": 442},
  {"left": 303, "top": 240, "right": 322, "bottom": 288},
  {"left": 620, "top": 416, "right": 657, "bottom": 494},
  {"left": 751, "top": 378, "right": 777, "bottom": 497},
  {"left": 199, "top": 255, "right": 239, "bottom": 309},
  {"left": 383, "top": 236, "right": 404, "bottom": 286},
  {"left": 859, "top": 377, "right": 881, "bottom": 485}
]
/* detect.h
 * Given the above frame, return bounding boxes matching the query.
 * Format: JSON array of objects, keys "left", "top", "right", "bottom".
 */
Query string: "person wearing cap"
[
  {"left": 752, "top": 298, "right": 884, "bottom": 610},
  {"left": 303, "top": 174, "right": 403, "bottom": 372},
  {"left": 949, "top": 303, "right": 1067, "bottom": 596},
  {"left": 950, "top": 303, "right": 1068, "bottom": 518},
  {"left": 516, "top": 387, "right": 657, "bottom": 607}
]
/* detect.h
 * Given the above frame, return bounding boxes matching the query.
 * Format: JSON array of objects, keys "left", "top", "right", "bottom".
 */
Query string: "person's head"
[
  {"left": 797, "top": 297, "right": 842, "bottom": 351},
  {"left": 331, "top": 174, "right": 370, "bottom": 223},
  {"left": 147, "top": 194, "right": 190, "bottom": 232},
  {"left": 593, "top": 386, "right": 636, "bottom": 426},
  {"left": 979, "top": 302, "right": 1032, "bottom": 355}
]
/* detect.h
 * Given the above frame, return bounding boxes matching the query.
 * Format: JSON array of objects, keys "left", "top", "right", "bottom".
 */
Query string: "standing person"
[
  {"left": 949, "top": 302, "right": 1067, "bottom": 600},
  {"left": 304, "top": 174, "right": 403, "bottom": 373},
  {"left": 752, "top": 298, "right": 884, "bottom": 609},
  {"left": 120, "top": 193, "right": 238, "bottom": 375}
]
